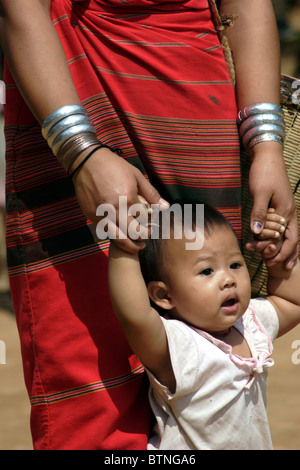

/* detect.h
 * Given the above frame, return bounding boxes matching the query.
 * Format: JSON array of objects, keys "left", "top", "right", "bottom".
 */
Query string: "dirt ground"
[{"left": 0, "top": 292, "right": 299, "bottom": 451}]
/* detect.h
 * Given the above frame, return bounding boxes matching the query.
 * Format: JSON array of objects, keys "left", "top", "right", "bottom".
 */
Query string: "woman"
[{"left": 0, "top": 0, "right": 298, "bottom": 450}]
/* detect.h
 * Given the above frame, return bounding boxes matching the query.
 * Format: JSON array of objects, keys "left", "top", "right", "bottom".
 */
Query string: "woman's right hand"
[{"left": 72, "top": 147, "right": 169, "bottom": 253}]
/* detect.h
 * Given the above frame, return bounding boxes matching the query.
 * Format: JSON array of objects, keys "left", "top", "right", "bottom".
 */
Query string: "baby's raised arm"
[
  {"left": 108, "top": 242, "right": 174, "bottom": 386},
  {"left": 246, "top": 208, "right": 300, "bottom": 337},
  {"left": 263, "top": 209, "right": 300, "bottom": 337}
]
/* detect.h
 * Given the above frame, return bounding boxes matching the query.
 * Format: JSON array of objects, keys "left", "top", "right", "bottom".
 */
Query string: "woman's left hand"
[{"left": 246, "top": 142, "right": 299, "bottom": 270}]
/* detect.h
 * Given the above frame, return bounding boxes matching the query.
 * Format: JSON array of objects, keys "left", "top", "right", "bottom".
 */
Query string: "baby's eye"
[
  {"left": 200, "top": 268, "right": 213, "bottom": 276},
  {"left": 230, "top": 262, "right": 242, "bottom": 270}
]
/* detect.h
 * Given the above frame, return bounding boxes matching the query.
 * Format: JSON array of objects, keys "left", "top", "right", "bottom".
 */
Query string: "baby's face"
[{"left": 163, "top": 226, "right": 251, "bottom": 333}]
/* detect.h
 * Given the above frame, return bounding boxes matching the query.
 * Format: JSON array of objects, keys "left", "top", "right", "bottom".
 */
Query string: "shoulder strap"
[{"left": 207, "top": 0, "right": 236, "bottom": 87}]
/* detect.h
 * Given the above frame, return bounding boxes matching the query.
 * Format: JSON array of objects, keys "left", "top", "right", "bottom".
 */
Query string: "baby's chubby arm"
[
  {"left": 108, "top": 241, "right": 173, "bottom": 384},
  {"left": 250, "top": 208, "right": 300, "bottom": 337},
  {"left": 262, "top": 209, "right": 300, "bottom": 336},
  {"left": 267, "top": 257, "right": 300, "bottom": 337}
]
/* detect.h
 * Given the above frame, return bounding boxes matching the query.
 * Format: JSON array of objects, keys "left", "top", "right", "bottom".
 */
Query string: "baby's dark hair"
[{"left": 138, "top": 201, "right": 235, "bottom": 286}]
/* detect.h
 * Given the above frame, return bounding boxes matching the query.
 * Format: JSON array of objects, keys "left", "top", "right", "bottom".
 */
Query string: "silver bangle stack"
[
  {"left": 237, "top": 103, "right": 285, "bottom": 152},
  {"left": 41, "top": 104, "right": 100, "bottom": 174}
]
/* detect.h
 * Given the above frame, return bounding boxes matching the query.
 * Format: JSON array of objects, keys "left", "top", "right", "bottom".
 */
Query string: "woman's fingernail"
[
  {"left": 253, "top": 221, "right": 262, "bottom": 233},
  {"left": 158, "top": 198, "right": 169, "bottom": 209},
  {"left": 288, "top": 260, "right": 296, "bottom": 270}
]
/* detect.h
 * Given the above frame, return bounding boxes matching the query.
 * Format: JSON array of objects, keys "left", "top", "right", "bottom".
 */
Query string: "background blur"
[
  {"left": 0, "top": 1, "right": 300, "bottom": 450},
  {"left": 273, "top": 0, "right": 300, "bottom": 77}
]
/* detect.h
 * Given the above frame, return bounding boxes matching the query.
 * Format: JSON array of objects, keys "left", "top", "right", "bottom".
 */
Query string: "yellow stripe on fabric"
[
  {"left": 101, "top": 35, "right": 189, "bottom": 47},
  {"left": 7, "top": 242, "right": 110, "bottom": 277},
  {"left": 96, "top": 66, "right": 231, "bottom": 85},
  {"left": 30, "top": 366, "right": 145, "bottom": 406},
  {"left": 52, "top": 14, "right": 69, "bottom": 26}
]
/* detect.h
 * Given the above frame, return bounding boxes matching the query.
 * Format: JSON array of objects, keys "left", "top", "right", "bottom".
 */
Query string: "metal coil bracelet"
[
  {"left": 41, "top": 104, "right": 122, "bottom": 176},
  {"left": 237, "top": 103, "right": 283, "bottom": 123},
  {"left": 237, "top": 103, "right": 286, "bottom": 152},
  {"left": 42, "top": 104, "right": 88, "bottom": 139},
  {"left": 239, "top": 113, "right": 285, "bottom": 138}
]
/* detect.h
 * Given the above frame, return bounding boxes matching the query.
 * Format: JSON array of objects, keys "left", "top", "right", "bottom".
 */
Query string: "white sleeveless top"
[{"left": 147, "top": 298, "right": 279, "bottom": 450}]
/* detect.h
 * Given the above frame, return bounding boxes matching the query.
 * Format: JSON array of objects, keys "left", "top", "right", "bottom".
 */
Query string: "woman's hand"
[
  {"left": 72, "top": 147, "right": 169, "bottom": 253},
  {"left": 247, "top": 142, "right": 298, "bottom": 269}
]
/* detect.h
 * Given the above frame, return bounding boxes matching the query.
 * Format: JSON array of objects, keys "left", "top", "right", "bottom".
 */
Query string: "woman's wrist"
[
  {"left": 69, "top": 143, "right": 122, "bottom": 180},
  {"left": 41, "top": 104, "right": 123, "bottom": 177},
  {"left": 41, "top": 104, "right": 99, "bottom": 172},
  {"left": 237, "top": 102, "right": 285, "bottom": 158},
  {"left": 68, "top": 144, "right": 102, "bottom": 177},
  {"left": 249, "top": 140, "right": 285, "bottom": 159}
]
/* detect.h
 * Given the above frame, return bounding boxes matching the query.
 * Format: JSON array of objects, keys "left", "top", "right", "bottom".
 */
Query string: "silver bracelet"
[
  {"left": 47, "top": 114, "right": 92, "bottom": 148},
  {"left": 57, "top": 133, "right": 100, "bottom": 173},
  {"left": 242, "top": 123, "right": 285, "bottom": 148},
  {"left": 248, "top": 133, "right": 284, "bottom": 150},
  {"left": 239, "top": 113, "right": 285, "bottom": 138},
  {"left": 52, "top": 123, "right": 97, "bottom": 156},
  {"left": 41, "top": 105, "right": 123, "bottom": 175},
  {"left": 238, "top": 103, "right": 283, "bottom": 124},
  {"left": 41, "top": 104, "right": 88, "bottom": 140}
]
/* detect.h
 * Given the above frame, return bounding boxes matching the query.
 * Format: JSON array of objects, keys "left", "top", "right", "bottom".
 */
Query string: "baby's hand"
[
  {"left": 246, "top": 208, "right": 286, "bottom": 259},
  {"left": 260, "top": 208, "right": 286, "bottom": 243}
]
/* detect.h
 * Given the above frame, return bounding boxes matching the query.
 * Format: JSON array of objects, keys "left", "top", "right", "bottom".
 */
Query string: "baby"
[{"left": 108, "top": 202, "right": 300, "bottom": 450}]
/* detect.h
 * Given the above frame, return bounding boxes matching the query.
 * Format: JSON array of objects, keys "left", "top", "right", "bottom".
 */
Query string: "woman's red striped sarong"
[{"left": 4, "top": 0, "right": 241, "bottom": 449}]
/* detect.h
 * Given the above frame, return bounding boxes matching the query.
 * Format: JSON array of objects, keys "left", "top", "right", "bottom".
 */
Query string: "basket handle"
[{"left": 208, "top": 0, "right": 236, "bottom": 87}]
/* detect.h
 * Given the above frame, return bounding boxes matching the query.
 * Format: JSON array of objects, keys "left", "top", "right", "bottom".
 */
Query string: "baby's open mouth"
[
  {"left": 222, "top": 298, "right": 237, "bottom": 307},
  {"left": 221, "top": 296, "right": 239, "bottom": 313}
]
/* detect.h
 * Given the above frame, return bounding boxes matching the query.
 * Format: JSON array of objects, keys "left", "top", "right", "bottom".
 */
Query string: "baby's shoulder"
[{"left": 243, "top": 298, "right": 279, "bottom": 341}]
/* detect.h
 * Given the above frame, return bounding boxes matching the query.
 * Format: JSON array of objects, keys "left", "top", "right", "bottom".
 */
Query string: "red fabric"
[
  {"left": 4, "top": 0, "right": 241, "bottom": 450},
  {"left": 11, "top": 252, "right": 150, "bottom": 450}
]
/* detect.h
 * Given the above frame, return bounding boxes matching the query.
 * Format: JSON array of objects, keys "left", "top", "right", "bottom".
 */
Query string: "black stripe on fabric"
[{"left": 6, "top": 223, "right": 101, "bottom": 269}]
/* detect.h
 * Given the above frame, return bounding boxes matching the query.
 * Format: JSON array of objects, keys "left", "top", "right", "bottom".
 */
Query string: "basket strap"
[{"left": 208, "top": 0, "right": 236, "bottom": 87}]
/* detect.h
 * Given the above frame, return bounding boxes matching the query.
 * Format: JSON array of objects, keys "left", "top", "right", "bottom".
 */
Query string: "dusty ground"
[
  {"left": 0, "top": 291, "right": 299, "bottom": 451},
  {"left": 0, "top": 301, "right": 32, "bottom": 450},
  {"left": 267, "top": 326, "right": 300, "bottom": 450}
]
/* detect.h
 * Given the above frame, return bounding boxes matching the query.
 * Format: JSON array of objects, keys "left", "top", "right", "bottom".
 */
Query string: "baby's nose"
[{"left": 221, "top": 271, "right": 236, "bottom": 289}]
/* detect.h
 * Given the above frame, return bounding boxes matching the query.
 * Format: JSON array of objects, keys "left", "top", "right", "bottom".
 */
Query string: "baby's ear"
[{"left": 147, "top": 281, "right": 174, "bottom": 310}]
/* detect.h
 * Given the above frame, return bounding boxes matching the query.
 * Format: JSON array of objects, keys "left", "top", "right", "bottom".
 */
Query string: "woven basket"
[{"left": 209, "top": 0, "right": 300, "bottom": 297}]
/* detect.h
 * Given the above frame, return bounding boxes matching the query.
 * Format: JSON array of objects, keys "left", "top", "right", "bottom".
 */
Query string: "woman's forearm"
[
  {"left": 219, "top": 0, "right": 298, "bottom": 268},
  {"left": 219, "top": 0, "right": 281, "bottom": 108},
  {"left": 267, "top": 259, "right": 300, "bottom": 306},
  {"left": 0, "top": 0, "right": 80, "bottom": 123}
]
